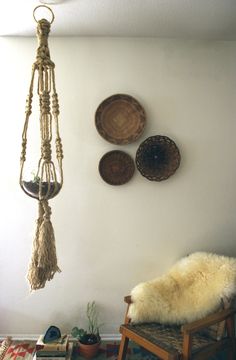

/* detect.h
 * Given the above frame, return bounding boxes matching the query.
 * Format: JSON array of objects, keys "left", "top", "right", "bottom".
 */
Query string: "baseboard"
[
  {"left": 0, "top": 334, "right": 121, "bottom": 342},
  {"left": 0, "top": 334, "right": 40, "bottom": 341},
  {"left": 100, "top": 333, "right": 121, "bottom": 341}
]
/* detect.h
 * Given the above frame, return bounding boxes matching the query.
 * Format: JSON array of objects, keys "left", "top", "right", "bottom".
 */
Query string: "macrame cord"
[{"left": 20, "top": 6, "right": 63, "bottom": 291}]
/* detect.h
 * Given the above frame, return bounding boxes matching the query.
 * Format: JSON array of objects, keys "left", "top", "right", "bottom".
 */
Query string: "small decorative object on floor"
[
  {"left": 35, "top": 331, "right": 72, "bottom": 360},
  {"left": 43, "top": 326, "right": 62, "bottom": 343},
  {"left": 136, "top": 135, "right": 181, "bottom": 181},
  {"left": 19, "top": 5, "right": 64, "bottom": 290},
  {"left": 71, "top": 301, "right": 103, "bottom": 359}
]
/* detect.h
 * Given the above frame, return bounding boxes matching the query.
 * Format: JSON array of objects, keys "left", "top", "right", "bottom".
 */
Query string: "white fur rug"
[{"left": 128, "top": 252, "right": 236, "bottom": 325}]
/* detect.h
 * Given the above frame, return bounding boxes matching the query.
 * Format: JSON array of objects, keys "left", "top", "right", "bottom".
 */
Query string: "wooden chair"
[{"left": 118, "top": 295, "right": 236, "bottom": 360}]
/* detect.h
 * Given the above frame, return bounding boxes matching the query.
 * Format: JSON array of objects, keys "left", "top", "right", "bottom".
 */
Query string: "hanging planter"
[
  {"left": 22, "top": 177, "right": 61, "bottom": 200},
  {"left": 19, "top": 5, "right": 63, "bottom": 291}
]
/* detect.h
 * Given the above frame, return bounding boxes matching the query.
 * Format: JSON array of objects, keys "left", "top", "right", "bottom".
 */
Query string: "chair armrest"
[
  {"left": 123, "top": 296, "right": 132, "bottom": 324},
  {"left": 181, "top": 307, "right": 236, "bottom": 334},
  {"left": 124, "top": 295, "right": 132, "bottom": 304}
]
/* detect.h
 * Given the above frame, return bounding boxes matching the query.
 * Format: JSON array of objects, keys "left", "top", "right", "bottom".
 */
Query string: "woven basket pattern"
[
  {"left": 99, "top": 150, "right": 135, "bottom": 185},
  {"left": 95, "top": 94, "right": 146, "bottom": 145},
  {"left": 123, "top": 323, "right": 216, "bottom": 355},
  {"left": 135, "top": 135, "right": 181, "bottom": 181}
]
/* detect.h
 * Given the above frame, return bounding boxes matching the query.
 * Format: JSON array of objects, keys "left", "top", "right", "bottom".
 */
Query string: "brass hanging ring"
[{"left": 33, "top": 5, "right": 55, "bottom": 24}]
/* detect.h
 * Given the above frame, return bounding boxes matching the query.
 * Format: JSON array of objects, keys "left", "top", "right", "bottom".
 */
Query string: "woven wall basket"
[
  {"left": 99, "top": 150, "right": 135, "bottom": 185},
  {"left": 95, "top": 94, "right": 146, "bottom": 145},
  {"left": 135, "top": 135, "right": 181, "bottom": 181}
]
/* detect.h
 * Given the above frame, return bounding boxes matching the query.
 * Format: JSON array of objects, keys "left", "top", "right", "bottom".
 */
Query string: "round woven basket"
[
  {"left": 95, "top": 94, "right": 146, "bottom": 145},
  {"left": 135, "top": 135, "right": 181, "bottom": 181},
  {"left": 99, "top": 150, "right": 135, "bottom": 185}
]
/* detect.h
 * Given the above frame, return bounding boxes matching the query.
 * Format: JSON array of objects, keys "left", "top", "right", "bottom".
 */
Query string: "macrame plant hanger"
[{"left": 19, "top": 5, "right": 63, "bottom": 291}]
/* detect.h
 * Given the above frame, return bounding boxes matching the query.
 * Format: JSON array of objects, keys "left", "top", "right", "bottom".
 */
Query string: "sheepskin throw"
[{"left": 128, "top": 252, "right": 236, "bottom": 325}]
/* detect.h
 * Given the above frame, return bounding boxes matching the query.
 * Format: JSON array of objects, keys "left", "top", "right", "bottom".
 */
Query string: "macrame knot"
[
  {"left": 43, "top": 200, "right": 52, "bottom": 221},
  {"left": 37, "top": 45, "right": 50, "bottom": 61},
  {"left": 40, "top": 92, "right": 50, "bottom": 115},
  {"left": 52, "top": 93, "right": 60, "bottom": 116},
  {"left": 56, "top": 137, "right": 63, "bottom": 160},
  {"left": 36, "top": 20, "right": 53, "bottom": 66},
  {"left": 38, "top": 200, "right": 44, "bottom": 218},
  {"left": 20, "top": 139, "right": 27, "bottom": 163},
  {"left": 42, "top": 140, "right": 52, "bottom": 160},
  {"left": 25, "top": 95, "right": 33, "bottom": 116},
  {"left": 37, "top": 19, "right": 51, "bottom": 41}
]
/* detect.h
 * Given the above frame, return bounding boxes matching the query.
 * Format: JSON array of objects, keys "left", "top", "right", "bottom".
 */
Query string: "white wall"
[{"left": 0, "top": 37, "right": 236, "bottom": 336}]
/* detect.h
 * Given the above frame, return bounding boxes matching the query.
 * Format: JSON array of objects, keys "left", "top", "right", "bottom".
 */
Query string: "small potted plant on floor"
[{"left": 71, "top": 301, "right": 103, "bottom": 359}]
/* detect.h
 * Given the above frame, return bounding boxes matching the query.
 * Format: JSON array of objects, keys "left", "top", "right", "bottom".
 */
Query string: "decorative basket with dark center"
[
  {"left": 95, "top": 94, "right": 146, "bottom": 145},
  {"left": 135, "top": 135, "right": 181, "bottom": 181},
  {"left": 99, "top": 150, "right": 135, "bottom": 185}
]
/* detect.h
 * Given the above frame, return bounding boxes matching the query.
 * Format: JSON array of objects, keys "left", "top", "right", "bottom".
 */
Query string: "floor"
[
  {"left": 1, "top": 339, "right": 227, "bottom": 360},
  {"left": 74, "top": 341, "right": 157, "bottom": 359},
  {"left": 74, "top": 341, "right": 227, "bottom": 359}
]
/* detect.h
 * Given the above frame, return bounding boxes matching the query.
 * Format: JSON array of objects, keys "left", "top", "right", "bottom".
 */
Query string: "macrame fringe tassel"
[{"left": 27, "top": 200, "right": 61, "bottom": 290}]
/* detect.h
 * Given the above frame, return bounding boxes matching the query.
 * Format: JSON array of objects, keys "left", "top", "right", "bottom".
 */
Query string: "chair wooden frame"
[{"left": 118, "top": 296, "right": 236, "bottom": 360}]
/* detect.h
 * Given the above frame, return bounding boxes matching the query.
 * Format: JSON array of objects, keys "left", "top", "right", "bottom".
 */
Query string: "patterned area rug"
[
  {"left": 76, "top": 341, "right": 163, "bottom": 359},
  {"left": 0, "top": 340, "right": 35, "bottom": 360},
  {"left": 0, "top": 338, "right": 227, "bottom": 360},
  {"left": 0, "top": 339, "right": 152, "bottom": 360}
]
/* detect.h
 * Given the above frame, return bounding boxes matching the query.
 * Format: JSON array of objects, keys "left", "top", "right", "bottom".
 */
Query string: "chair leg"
[
  {"left": 182, "top": 332, "right": 192, "bottom": 360},
  {"left": 226, "top": 315, "right": 236, "bottom": 360},
  {"left": 228, "top": 350, "right": 233, "bottom": 360},
  {"left": 117, "top": 335, "right": 129, "bottom": 360},
  {"left": 227, "top": 339, "right": 236, "bottom": 360}
]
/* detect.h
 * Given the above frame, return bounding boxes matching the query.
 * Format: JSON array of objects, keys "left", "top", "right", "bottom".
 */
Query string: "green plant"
[
  {"left": 31, "top": 171, "right": 40, "bottom": 184},
  {"left": 71, "top": 301, "right": 103, "bottom": 345}
]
